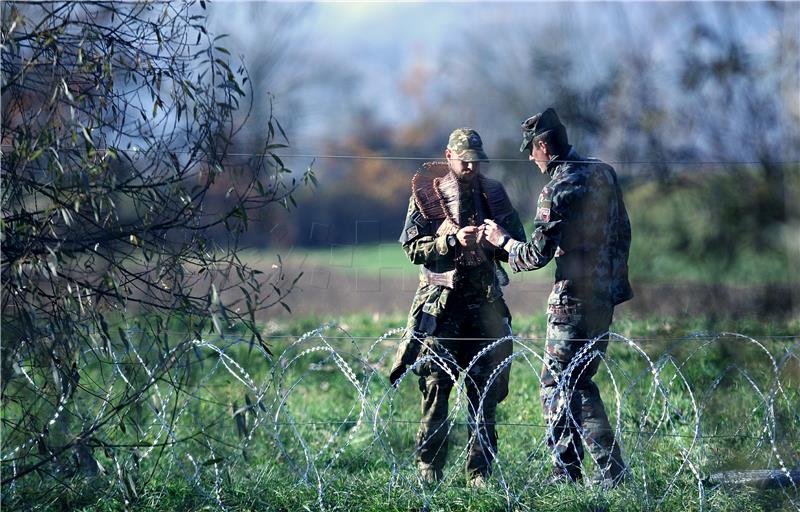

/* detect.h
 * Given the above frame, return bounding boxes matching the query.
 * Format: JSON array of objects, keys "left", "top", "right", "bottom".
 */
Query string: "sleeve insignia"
[
  {"left": 406, "top": 225, "right": 419, "bottom": 239},
  {"left": 536, "top": 207, "right": 551, "bottom": 222},
  {"left": 538, "top": 187, "right": 553, "bottom": 209}
]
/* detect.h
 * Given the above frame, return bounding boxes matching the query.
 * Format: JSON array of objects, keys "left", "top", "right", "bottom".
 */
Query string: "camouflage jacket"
[
  {"left": 508, "top": 147, "right": 633, "bottom": 306},
  {"left": 399, "top": 164, "right": 526, "bottom": 333}
]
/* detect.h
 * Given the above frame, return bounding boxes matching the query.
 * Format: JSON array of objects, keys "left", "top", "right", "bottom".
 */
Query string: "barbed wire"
[
  {"left": 265, "top": 334, "right": 800, "bottom": 341},
  {"left": 2, "top": 325, "right": 798, "bottom": 510}
]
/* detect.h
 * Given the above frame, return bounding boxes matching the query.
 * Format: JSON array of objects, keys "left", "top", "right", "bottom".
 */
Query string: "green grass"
[
  {"left": 6, "top": 314, "right": 798, "bottom": 511},
  {"left": 240, "top": 244, "right": 415, "bottom": 275},
  {"left": 242, "top": 234, "right": 793, "bottom": 287}
]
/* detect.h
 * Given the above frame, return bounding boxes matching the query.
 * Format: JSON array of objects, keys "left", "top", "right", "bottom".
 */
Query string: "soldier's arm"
[
  {"left": 505, "top": 184, "right": 567, "bottom": 272},
  {"left": 398, "top": 196, "right": 455, "bottom": 266},
  {"left": 480, "top": 181, "right": 526, "bottom": 263},
  {"left": 493, "top": 209, "right": 526, "bottom": 263}
]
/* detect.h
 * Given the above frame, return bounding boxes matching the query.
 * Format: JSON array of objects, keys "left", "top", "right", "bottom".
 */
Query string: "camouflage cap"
[
  {"left": 520, "top": 107, "right": 564, "bottom": 152},
  {"left": 447, "top": 128, "right": 489, "bottom": 162}
]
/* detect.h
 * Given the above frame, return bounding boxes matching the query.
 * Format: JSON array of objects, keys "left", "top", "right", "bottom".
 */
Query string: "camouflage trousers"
[
  {"left": 415, "top": 300, "right": 511, "bottom": 478},
  {"left": 541, "top": 298, "right": 625, "bottom": 482}
]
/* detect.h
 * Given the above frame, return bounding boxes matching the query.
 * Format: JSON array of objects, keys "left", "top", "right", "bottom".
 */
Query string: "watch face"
[{"left": 448, "top": 235, "right": 456, "bottom": 247}]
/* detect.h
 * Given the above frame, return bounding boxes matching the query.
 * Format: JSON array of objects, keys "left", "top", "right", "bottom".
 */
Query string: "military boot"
[
  {"left": 589, "top": 464, "right": 628, "bottom": 489},
  {"left": 544, "top": 465, "right": 582, "bottom": 486},
  {"left": 467, "top": 473, "right": 489, "bottom": 489},
  {"left": 418, "top": 464, "right": 442, "bottom": 485}
]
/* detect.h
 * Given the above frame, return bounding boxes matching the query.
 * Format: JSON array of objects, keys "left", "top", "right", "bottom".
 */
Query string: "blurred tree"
[
  {"left": 282, "top": 108, "right": 423, "bottom": 248},
  {"left": 640, "top": 2, "right": 799, "bottom": 284},
  {"left": 1, "top": 1, "right": 312, "bottom": 501},
  {"left": 443, "top": 3, "right": 798, "bottom": 282},
  {"left": 210, "top": 2, "right": 312, "bottom": 148},
  {"left": 677, "top": 3, "right": 799, "bottom": 223}
]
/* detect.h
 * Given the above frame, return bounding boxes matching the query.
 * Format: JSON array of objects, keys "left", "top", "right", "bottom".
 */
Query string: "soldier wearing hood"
[
  {"left": 484, "top": 108, "right": 633, "bottom": 487},
  {"left": 389, "top": 128, "right": 525, "bottom": 486}
]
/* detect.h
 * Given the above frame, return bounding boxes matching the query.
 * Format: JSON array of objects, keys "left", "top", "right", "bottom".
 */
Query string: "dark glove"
[
  {"left": 388, "top": 337, "right": 421, "bottom": 387},
  {"left": 389, "top": 364, "right": 407, "bottom": 387}
]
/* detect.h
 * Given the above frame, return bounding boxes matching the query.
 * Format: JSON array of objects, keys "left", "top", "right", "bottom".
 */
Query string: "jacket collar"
[{"left": 545, "top": 146, "right": 578, "bottom": 178}]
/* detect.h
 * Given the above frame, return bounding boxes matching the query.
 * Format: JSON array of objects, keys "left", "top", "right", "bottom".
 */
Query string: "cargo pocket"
[
  {"left": 546, "top": 281, "right": 584, "bottom": 327},
  {"left": 545, "top": 282, "right": 586, "bottom": 362}
]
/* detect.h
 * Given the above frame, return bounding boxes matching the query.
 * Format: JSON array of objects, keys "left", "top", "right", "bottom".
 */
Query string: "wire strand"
[{"left": 3, "top": 144, "right": 798, "bottom": 167}]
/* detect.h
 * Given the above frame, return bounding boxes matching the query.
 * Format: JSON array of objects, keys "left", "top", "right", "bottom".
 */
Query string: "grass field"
[
  {"left": 242, "top": 244, "right": 555, "bottom": 283},
  {"left": 242, "top": 239, "right": 793, "bottom": 286},
  {"left": 6, "top": 314, "right": 797, "bottom": 512}
]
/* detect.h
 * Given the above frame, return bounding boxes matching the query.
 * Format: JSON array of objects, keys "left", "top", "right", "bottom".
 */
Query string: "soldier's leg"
[
  {"left": 576, "top": 307, "right": 626, "bottom": 483},
  {"left": 415, "top": 326, "right": 460, "bottom": 479},
  {"left": 541, "top": 316, "right": 586, "bottom": 481},
  {"left": 416, "top": 365, "right": 454, "bottom": 478},
  {"left": 579, "top": 379, "right": 625, "bottom": 482},
  {"left": 461, "top": 301, "right": 510, "bottom": 477},
  {"left": 463, "top": 342, "right": 499, "bottom": 478}
]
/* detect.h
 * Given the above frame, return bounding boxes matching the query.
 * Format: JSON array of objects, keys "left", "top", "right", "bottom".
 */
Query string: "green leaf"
[
  {"left": 118, "top": 327, "right": 130, "bottom": 349},
  {"left": 81, "top": 126, "right": 93, "bottom": 146},
  {"left": 211, "top": 312, "right": 222, "bottom": 335}
]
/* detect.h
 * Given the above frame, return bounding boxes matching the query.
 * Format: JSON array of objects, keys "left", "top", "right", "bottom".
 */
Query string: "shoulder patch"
[
  {"left": 536, "top": 207, "right": 551, "bottom": 222},
  {"left": 538, "top": 186, "right": 553, "bottom": 208},
  {"left": 406, "top": 225, "right": 419, "bottom": 239}
]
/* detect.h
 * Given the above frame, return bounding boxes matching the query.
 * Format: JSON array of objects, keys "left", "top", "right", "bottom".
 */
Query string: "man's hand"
[
  {"left": 389, "top": 337, "right": 421, "bottom": 387},
  {"left": 456, "top": 226, "right": 481, "bottom": 248},
  {"left": 482, "top": 219, "right": 511, "bottom": 248},
  {"left": 389, "top": 365, "right": 407, "bottom": 387}
]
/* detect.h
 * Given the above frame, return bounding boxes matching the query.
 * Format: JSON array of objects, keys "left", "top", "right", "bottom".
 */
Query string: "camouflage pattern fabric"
[
  {"left": 507, "top": 147, "right": 633, "bottom": 306},
  {"left": 391, "top": 168, "right": 525, "bottom": 395},
  {"left": 447, "top": 127, "right": 489, "bottom": 162},
  {"left": 415, "top": 298, "right": 510, "bottom": 478},
  {"left": 393, "top": 164, "right": 524, "bottom": 479},
  {"left": 540, "top": 290, "right": 625, "bottom": 482},
  {"left": 507, "top": 147, "right": 632, "bottom": 482}
]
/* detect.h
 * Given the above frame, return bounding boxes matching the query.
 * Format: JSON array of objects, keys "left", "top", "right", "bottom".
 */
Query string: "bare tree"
[{"left": 1, "top": 1, "right": 312, "bottom": 504}]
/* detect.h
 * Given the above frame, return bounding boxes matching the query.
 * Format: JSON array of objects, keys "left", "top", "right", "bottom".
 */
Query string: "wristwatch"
[{"left": 447, "top": 234, "right": 457, "bottom": 248}]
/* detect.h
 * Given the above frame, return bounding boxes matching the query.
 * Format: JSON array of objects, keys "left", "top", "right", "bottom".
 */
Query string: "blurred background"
[{"left": 205, "top": 1, "right": 799, "bottom": 322}]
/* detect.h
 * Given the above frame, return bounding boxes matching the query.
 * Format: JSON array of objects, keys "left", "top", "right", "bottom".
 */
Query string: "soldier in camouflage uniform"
[
  {"left": 483, "top": 108, "right": 633, "bottom": 486},
  {"left": 389, "top": 128, "right": 525, "bottom": 486}
]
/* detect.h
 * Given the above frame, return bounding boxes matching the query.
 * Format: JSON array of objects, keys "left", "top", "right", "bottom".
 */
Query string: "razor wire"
[{"left": 1, "top": 326, "right": 799, "bottom": 511}]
